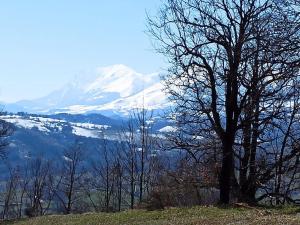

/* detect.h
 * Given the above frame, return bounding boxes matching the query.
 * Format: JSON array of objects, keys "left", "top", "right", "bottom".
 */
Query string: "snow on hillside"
[
  {"left": 59, "top": 82, "right": 169, "bottom": 115},
  {"left": 158, "top": 126, "right": 177, "bottom": 133},
  {"left": 100, "top": 82, "right": 167, "bottom": 111},
  {"left": 0, "top": 115, "right": 110, "bottom": 139},
  {"left": 72, "top": 127, "right": 101, "bottom": 139},
  {"left": 1, "top": 115, "right": 52, "bottom": 133}
]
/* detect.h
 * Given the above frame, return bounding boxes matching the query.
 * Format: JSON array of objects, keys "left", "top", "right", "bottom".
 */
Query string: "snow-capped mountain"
[{"left": 4, "top": 65, "right": 169, "bottom": 116}]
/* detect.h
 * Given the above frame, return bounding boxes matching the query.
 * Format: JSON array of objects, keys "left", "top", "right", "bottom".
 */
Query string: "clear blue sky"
[{"left": 0, "top": 0, "right": 165, "bottom": 102}]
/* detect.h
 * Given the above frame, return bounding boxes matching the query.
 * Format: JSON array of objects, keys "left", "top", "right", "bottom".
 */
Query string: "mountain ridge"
[{"left": 2, "top": 64, "right": 169, "bottom": 116}]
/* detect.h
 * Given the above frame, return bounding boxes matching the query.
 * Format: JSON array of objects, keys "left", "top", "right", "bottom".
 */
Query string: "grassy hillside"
[{"left": 5, "top": 206, "right": 300, "bottom": 225}]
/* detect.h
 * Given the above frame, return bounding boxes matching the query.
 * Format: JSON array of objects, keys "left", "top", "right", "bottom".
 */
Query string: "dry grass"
[{"left": 4, "top": 205, "right": 300, "bottom": 225}]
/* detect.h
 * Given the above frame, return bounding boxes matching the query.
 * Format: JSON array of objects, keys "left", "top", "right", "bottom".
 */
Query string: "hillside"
[{"left": 6, "top": 206, "right": 300, "bottom": 225}]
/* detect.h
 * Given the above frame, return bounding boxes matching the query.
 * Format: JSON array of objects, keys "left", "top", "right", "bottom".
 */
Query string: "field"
[{"left": 4, "top": 206, "right": 300, "bottom": 225}]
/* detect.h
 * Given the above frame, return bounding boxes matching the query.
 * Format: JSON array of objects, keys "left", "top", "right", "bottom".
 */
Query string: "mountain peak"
[
  {"left": 96, "top": 64, "right": 137, "bottom": 76},
  {"left": 5, "top": 65, "right": 169, "bottom": 116}
]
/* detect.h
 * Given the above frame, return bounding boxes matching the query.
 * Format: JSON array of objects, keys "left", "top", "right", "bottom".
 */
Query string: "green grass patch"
[{"left": 4, "top": 206, "right": 300, "bottom": 225}]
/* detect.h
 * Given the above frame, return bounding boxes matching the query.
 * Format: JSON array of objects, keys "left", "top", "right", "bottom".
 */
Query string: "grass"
[{"left": 4, "top": 205, "right": 300, "bottom": 225}]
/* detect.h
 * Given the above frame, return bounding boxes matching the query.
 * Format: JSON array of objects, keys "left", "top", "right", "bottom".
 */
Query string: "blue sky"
[{"left": 0, "top": 0, "right": 165, "bottom": 102}]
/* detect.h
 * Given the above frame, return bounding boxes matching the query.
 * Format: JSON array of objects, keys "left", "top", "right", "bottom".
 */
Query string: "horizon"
[
  {"left": 1, "top": 63, "right": 162, "bottom": 104},
  {"left": 0, "top": 1, "right": 165, "bottom": 103}
]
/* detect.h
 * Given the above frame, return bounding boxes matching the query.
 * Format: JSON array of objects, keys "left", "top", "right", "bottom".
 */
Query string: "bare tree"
[
  {"left": 24, "top": 157, "right": 54, "bottom": 217},
  {"left": 114, "top": 155, "right": 124, "bottom": 212},
  {"left": 1, "top": 166, "right": 19, "bottom": 219},
  {"left": 55, "top": 144, "right": 85, "bottom": 214},
  {"left": 253, "top": 86, "right": 300, "bottom": 204},
  {"left": 121, "top": 115, "right": 138, "bottom": 209},
  {"left": 148, "top": 0, "right": 300, "bottom": 204},
  {"left": 134, "top": 108, "right": 154, "bottom": 203}
]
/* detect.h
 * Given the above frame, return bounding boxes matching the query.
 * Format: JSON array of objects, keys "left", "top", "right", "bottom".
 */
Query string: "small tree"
[
  {"left": 55, "top": 144, "right": 85, "bottom": 214},
  {"left": 24, "top": 157, "right": 54, "bottom": 217},
  {"left": 1, "top": 166, "right": 19, "bottom": 219},
  {"left": 134, "top": 108, "right": 154, "bottom": 203},
  {"left": 121, "top": 115, "right": 138, "bottom": 209}
]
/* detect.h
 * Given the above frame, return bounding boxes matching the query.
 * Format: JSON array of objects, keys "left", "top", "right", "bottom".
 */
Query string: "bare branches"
[{"left": 148, "top": 0, "right": 300, "bottom": 204}]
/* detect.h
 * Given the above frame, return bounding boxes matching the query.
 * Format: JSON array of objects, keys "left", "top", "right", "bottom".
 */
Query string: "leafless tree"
[
  {"left": 253, "top": 86, "right": 300, "bottom": 205},
  {"left": 55, "top": 144, "right": 85, "bottom": 214},
  {"left": 24, "top": 157, "right": 54, "bottom": 217},
  {"left": 120, "top": 115, "right": 138, "bottom": 209},
  {"left": 0, "top": 166, "right": 19, "bottom": 219},
  {"left": 148, "top": 0, "right": 300, "bottom": 204},
  {"left": 134, "top": 108, "right": 154, "bottom": 203}
]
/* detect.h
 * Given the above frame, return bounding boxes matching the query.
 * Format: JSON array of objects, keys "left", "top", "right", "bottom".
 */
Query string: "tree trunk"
[
  {"left": 219, "top": 139, "right": 234, "bottom": 204},
  {"left": 239, "top": 185, "right": 257, "bottom": 204},
  {"left": 130, "top": 155, "right": 135, "bottom": 209}
]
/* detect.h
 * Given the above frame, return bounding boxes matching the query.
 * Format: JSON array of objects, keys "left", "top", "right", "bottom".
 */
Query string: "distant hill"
[{"left": 0, "top": 113, "right": 172, "bottom": 177}]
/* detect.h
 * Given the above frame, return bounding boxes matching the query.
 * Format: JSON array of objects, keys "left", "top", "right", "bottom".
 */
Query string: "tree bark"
[{"left": 219, "top": 138, "right": 234, "bottom": 204}]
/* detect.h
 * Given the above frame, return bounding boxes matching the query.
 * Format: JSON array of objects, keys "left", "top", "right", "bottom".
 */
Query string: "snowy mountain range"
[{"left": 3, "top": 64, "right": 169, "bottom": 117}]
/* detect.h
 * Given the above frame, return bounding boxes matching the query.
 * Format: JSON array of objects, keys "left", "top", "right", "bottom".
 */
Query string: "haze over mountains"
[
  {"left": 0, "top": 65, "right": 173, "bottom": 173},
  {"left": 2, "top": 64, "right": 169, "bottom": 117}
]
